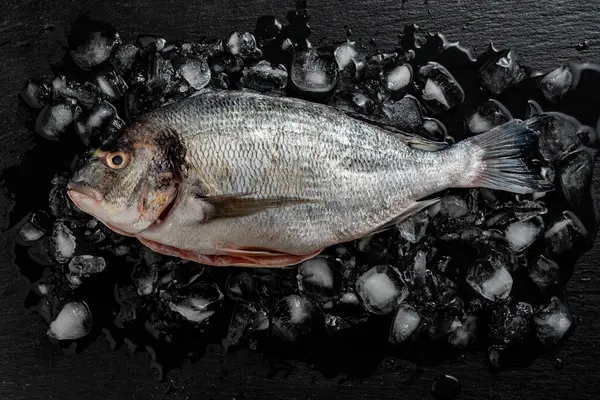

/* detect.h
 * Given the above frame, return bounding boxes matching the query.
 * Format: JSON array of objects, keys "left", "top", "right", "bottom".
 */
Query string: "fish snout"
[{"left": 66, "top": 181, "right": 104, "bottom": 203}]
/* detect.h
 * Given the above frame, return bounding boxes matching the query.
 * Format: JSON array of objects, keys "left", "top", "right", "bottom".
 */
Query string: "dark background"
[{"left": 1, "top": 1, "right": 599, "bottom": 399}]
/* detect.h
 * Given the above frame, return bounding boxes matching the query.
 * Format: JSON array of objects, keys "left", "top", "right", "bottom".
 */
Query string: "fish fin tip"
[{"left": 368, "top": 198, "right": 440, "bottom": 235}]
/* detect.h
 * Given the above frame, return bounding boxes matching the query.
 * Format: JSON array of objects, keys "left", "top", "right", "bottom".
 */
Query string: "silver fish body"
[{"left": 68, "top": 90, "right": 551, "bottom": 267}]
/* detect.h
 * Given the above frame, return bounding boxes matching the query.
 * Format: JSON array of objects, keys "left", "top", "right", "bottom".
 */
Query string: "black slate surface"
[{"left": 1, "top": 1, "right": 599, "bottom": 399}]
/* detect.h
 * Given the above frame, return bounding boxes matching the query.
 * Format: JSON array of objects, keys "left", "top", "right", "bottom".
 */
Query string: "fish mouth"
[{"left": 66, "top": 181, "right": 104, "bottom": 209}]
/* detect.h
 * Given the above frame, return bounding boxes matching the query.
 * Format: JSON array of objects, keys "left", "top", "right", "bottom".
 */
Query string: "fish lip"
[{"left": 66, "top": 181, "right": 104, "bottom": 202}]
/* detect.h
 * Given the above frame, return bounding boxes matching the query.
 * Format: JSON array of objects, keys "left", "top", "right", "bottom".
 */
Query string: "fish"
[{"left": 67, "top": 89, "right": 552, "bottom": 268}]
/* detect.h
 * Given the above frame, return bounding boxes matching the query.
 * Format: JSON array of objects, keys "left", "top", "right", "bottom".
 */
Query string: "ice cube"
[
  {"left": 334, "top": 40, "right": 358, "bottom": 70},
  {"left": 52, "top": 221, "right": 76, "bottom": 263},
  {"left": 448, "top": 303, "right": 481, "bottom": 348},
  {"left": 382, "top": 64, "right": 412, "bottom": 96},
  {"left": 489, "top": 302, "right": 533, "bottom": 349},
  {"left": 137, "top": 35, "right": 167, "bottom": 54},
  {"left": 324, "top": 313, "right": 370, "bottom": 334},
  {"left": 222, "top": 302, "right": 258, "bottom": 350},
  {"left": 404, "top": 250, "right": 427, "bottom": 287},
  {"left": 111, "top": 43, "right": 139, "bottom": 75},
  {"left": 466, "top": 254, "right": 513, "bottom": 301},
  {"left": 355, "top": 265, "right": 408, "bottom": 314},
  {"left": 488, "top": 345, "right": 503, "bottom": 369},
  {"left": 47, "top": 301, "right": 92, "bottom": 341},
  {"left": 271, "top": 295, "right": 319, "bottom": 342},
  {"left": 291, "top": 50, "right": 339, "bottom": 95},
  {"left": 131, "top": 262, "right": 158, "bottom": 296},
  {"left": 124, "top": 90, "right": 152, "bottom": 121},
  {"left": 559, "top": 149, "right": 595, "bottom": 214},
  {"left": 389, "top": 303, "right": 422, "bottom": 344},
  {"left": 225, "top": 272, "right": 258, "bottom": 302},
  {"left": 528, "top": 255, "right": 560, "bottom": 292},
  {"left": 28, "top": 238, "right": 55, "bottom": 265},
  {"left": 226, "top": 31, "right": 262, "bottom": 58},
  {"left": 328, "top": 89, "right": 374, "bottom": 114},
  {"left": 52, "top": 76, "right": 99, "bottom": 108},
  {"left": 418, "top": 62, "right": 465, "bottom": 114},
  {"left": 75, "top": 100, "right": 124, "bottom": 145},
  {"left": 18, "top": 222, "right": 44, "bottom": 242},
  {"left": 70, "top": 30, "right": 120, "bottom": 70},
  {"left": 297, "top": 256, "right": 342, "bottom": 301},
  {"left": 438, "top": 195, "right": 469, "bottom": 220},
  {"left": 478, "top": 49, "right": 529, "bottom": 95},
  {"left": 334, "top": 40, "right": 365, "bottom": 79},
  {"left": 146, "top": 52, "right": 176, "bottom": 93},
  {"left": 544, "top": 211, "right": 588, "bottom": 258},
  {"left": 166, "top": 282, "right": 223, "bottom": 323},
  {"left": 504, "top": 216, "right": 544, "bottom": 252},
  {"left": 540, "top": 65, "right": 573, "bottom": 103},
  {"left": 427, "top": 297, "right": 464, "bottom": 340},
  {"left": 178, "top": 58, "right": 211, "bottom": 90},
  {"left": 535, "top": 113, "right": 586, "bottom": 162},
  {"left": 109, "top": 244, "right": 131, "bottom": 257},
  {"left": 253, "top": 307, "right": 270, "bottom": 332},
  {"left": 465, "top": 99, "right": 513, "bottom": 135},
  {"left": 113, "top": 284, "right": 137, "bottom": 328},
  {"left": 513, "top": 199, "right": 548, "bottom": 221},
  {"left": 210, "top": 72, "right": 230, "bottom": 90},
  {"left": 35, "top": 103, "right": 80, "bottom": 140},
  {"left": 255, "top": 15, "right": 283, "bottom": 41},
  {"left": 414, "top": 270, "right": 458, "bottom": 307},
  {"left": 96, "top": 70, "right": 128, "bottom": 100},
  {"left": 68, "top": 255, "right": 106, "bottom": 277},
  {"left": 396, "top": 210, "right": 429, "bottom": 243},
  {"left": 159, "top": 261, "right": 206, "bottom": 289},
  {"left": 421, "top": 118, "right": 449, "bottom": 142},
  {"left": 17, "top": 211, "right": 50, "bottom": 242},
  {"left": 241, "top": 60, "right": 288, "bottom": 93},
  {"left": 355, "top": 233, "right": 394, "bottom": 264},
  {"left": 21, "top": 78, "right": 51, "bottom": 109},
  {"left": 534, "top": 296, "right": 572, "bottom": 346},
  {"left": 382, "top": 95, "right": 425, "bottom": 133}
]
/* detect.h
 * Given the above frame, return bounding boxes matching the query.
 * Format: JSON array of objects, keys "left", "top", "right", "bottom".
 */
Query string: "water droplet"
[
  {"left": 575, "top": 40, "right": 589, "bottom": 52},
  {"left": 431, "top": 374, "right": 461, "bottom": 399},
  {"left": 553, "top": 357, "right": 564, "bottom": 370}
]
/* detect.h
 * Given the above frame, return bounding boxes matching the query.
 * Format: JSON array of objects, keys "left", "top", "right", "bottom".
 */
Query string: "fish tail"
[{"left": 456, "top": 116, "right": 553, "bottom": 194}]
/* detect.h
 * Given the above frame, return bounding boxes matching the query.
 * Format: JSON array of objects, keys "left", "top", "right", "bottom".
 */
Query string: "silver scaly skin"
[
  {"left": 68, "top": 90, "right": 550, "bottom": 267},
  {"left": 139, "top": 91, "right": 463, "bottom": 253}
]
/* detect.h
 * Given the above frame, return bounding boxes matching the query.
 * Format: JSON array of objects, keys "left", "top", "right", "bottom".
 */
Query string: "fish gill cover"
[{"left": 3, "top": 1, "right": 600, "bottom": 392}]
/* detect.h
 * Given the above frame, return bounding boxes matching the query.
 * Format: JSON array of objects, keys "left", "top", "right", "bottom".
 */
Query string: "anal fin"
[{"left": 368, "top": 198, "right": 440, "bottom": 236}]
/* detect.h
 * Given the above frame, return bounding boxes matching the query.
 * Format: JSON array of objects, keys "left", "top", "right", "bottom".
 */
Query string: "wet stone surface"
[{"left": 4, "top": 2, "right": 600, "bottom": 382}]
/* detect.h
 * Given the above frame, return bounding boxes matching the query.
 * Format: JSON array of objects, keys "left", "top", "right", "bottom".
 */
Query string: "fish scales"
[{"left": 67, "top": 90, "right": 551, "bottom": 267}]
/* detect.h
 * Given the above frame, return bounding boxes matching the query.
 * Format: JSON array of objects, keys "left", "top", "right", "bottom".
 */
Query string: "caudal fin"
[{"left": 458, "top": 117, "right": 553, "bottom": 194}]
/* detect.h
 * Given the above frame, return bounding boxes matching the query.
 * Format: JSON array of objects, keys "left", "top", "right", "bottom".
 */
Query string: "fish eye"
[{"left": 105, "top": 151, "right": 131, "bottom": 170}]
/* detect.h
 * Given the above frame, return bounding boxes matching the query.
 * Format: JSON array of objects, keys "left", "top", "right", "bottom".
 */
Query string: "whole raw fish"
[{"left": 67, "top": 90, "right": 550, "bottom": 267}]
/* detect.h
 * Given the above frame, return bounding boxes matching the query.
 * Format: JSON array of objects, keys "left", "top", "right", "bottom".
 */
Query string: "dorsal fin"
[{"left": 344, "top": 111, "right": 449, "bottom": 151}]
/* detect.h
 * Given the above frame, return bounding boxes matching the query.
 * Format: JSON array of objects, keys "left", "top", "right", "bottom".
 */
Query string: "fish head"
[{"left": 67, "top": 122, "right": 182, "bottom": 235}]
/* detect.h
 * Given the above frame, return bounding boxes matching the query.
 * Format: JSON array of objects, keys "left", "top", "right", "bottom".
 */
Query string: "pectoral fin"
[{"left": 197, "top": 193, "right": 313, "bottom": 220}]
